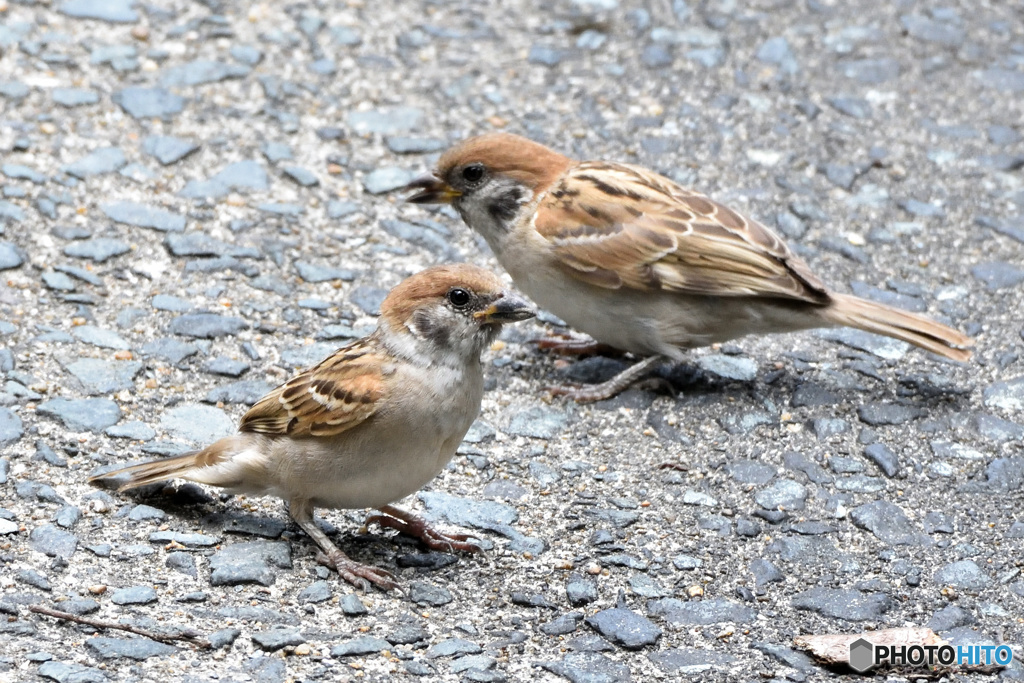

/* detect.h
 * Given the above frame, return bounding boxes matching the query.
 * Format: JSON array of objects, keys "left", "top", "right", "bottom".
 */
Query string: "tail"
[
  {"left": 88, "top": 444, "right": 227, "bottom": 492},
  {"left": 822, "top": 293, "right": 973, "bottom": 362}
]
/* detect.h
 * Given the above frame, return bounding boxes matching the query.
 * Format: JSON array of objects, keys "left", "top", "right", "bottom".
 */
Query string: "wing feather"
[
  {"left": 537, "top": 162, "right": 829, "bottom": 304},
  {"left": 240, "top": 338, "right": 386, "bottom": 438}
]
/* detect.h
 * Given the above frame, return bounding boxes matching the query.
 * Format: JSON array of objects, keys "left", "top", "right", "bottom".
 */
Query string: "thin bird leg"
[
  {"left": 548, "top": 355, "right": 666, "bottom": 403},
  {"left": 366, "top": 505, "right": 482, "bottom": 554},
  {"left": 289, "top": 498, "right": 398, "bottom": 591},
  {"left": 531, "top": 334, "right": 622, "bottom": 357}
]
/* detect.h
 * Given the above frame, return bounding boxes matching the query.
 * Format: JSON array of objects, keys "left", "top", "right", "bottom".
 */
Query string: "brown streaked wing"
[
  {"left": 536, "top": 162, "right": 830, "bottom": 303},
  {"left": 239, "top": 338, "right": 386, "bottom": 438}
]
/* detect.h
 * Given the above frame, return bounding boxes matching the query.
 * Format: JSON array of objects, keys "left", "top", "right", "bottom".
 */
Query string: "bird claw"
[
  {"left": 366, "top": 511, "right": 482, "bottom": 554},
  {"left": 316, "top": 550, "right": 399, "bottom": 592}
]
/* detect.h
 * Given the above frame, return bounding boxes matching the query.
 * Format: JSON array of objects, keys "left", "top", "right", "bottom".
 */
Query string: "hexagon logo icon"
[{"left": 849, "top": 637, "right": 875, "bottom": 673}]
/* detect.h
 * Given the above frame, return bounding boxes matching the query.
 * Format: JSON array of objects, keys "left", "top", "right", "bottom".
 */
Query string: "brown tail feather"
[
  {"left": 88, "top": 451, "right": 203, "bottom": 492},
  {"left": 822, "top": 293, "right": 973, "bottom": 362}
]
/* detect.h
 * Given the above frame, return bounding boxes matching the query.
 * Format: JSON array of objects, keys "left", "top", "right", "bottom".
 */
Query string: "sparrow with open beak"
[
  {"left": 403, "top": 133, "right": 973, "bottom": 402},
  {"left": 90, "top": 264, "right": 535, "bottom": 590}
]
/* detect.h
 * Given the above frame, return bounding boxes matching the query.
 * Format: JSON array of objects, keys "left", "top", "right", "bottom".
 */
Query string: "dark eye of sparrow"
[
  {"left": 461, "top": 164, "right": 485, "bottom": 183},
  {"left": 447, "top": 288, "right": 471, "bottom": 308}
]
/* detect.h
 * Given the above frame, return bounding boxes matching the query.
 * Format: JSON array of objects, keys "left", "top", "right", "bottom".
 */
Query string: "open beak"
[
  {"left": 474, "top": 294, "right": 536, "bottom": 324},
  {"left": 402, "top": 174, "right": 461, "bottom": 204}
]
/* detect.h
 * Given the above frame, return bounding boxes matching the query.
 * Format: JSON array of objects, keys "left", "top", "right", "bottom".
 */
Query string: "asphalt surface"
[{"left": 0, "top": 0, "right": 1022, "bottom": 681}]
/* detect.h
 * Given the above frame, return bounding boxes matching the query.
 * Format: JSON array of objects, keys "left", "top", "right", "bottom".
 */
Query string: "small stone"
[
  {"left": 900, "top": 14, "right": 965, "bottom": 47},
  {"left": 209, "top": 541, "right": 292, "bottom": 586},
  {"left": 168, "top": 313, "right": 247, "bottom": 338},
  {"left": 850, "top": 500, "right": 922, "bottom": 545},
  {"left": 63, "top": 237, "right": 130, "bottom": 262},
  {"left": 204, "top": 380, "right": 273, "bottom": 405},
  {"left": 857, "top": 402, "right": 924, "bottom": 426},
  {"left": 696, "top": 354, "right": 757, "bottom": 381},
  {"left": 983, "top": 376, "right": 1024, "bottom": 411},
  {"left": 203, "top": 357, "right": 250, "bottom": 377},
  {"left": 791, "top": 588, "right": 892, "bottom": 621},
  {"left": 567, "top": 572, "right": 598, "bottom": 606},
  {"left": 331, "top": 637, "right": 391, "bottom": 657},
  {"left": 385, "top": 137, "right": 446, "bottom": 154},
  {"left": 208, "top": 628, "right": 241, "bottom": 650},
  {"left": 59, "top": 0, "right": 138, "bottom": 22},
  {"left": 528, "top": 45, "right": 567, "bottom": 66},
  {"left": 165, "top": 552, "right": 197, "bottom": 577},
  {"left": 71, "top": 326, "right": 131, "bottom": 350},
  {"left": 647, "top": 598, "right": 756, "bottom": 625},
  {"left": 160, "top": 404, "right": 234, "bottom": 443},
  {"left": 297, "top": 581, "right": 332, "bottom": 604},
  {"left": 142, "top": 136, "right": 199, "bottom": 165},
  {"left": 827, "top": 96, "right": 872, "bottom": 119},
  {"left": 0, "top": 408, "right": 23, "bottom": 446},
  {"left": 971, "top": 262, "right": 1024, "bottom": 290},
  {"left": 52, "top": 87, "right": 99, "bottom": 107},
  {"left": 933, "top": 560, "right": 990, "bottom": 591},
  {"left": 426, "top": 638, "right": 482, "bottom": 658},
  {"left": 110, "top": 586, "right": 158, "bottom": 605},
  {"left": 863, "top": 443, "right": 900, "bottom": 477},
  {"left": 252, "top": 628, "right": 305, "bottom": 652},
  {"left": 113, "top": 87, "right": 184, "bottom": 119},
  {"left": 755, "top": 479, "right": 806, "bottom": 511},
  {"left": 346, "top": 107, "right": 423, "bottom": 135},
  {"left": 586, "top": 601, "right": 661, "bottom": 649},
  {"left": 281, "top": 166, "right": 319, "bottom": 187},
  {"left": 541, "top": 653, "right": 631, "bottom": 683},
  {"left": 105, "top": 421, "right": 155, "bottom": 441},
  {"left": 340, "top": 593, "right": 368, "bottom": 615},
  {"left": 159, "top": 60, "right": 250, "bottom": 87},
  {"left": 63, "top": 147, "right": 126, "bottom": 178},
  {"left": 928, "top": 605, "right": 975, "bottom": 632},
  {"left": 506, "top": 406, "right": 568, "bottom": 439},
  {"left": 37, "top": 398, "right": 121, "bottom": 432},
  {"left": 141, "top": 338, "right": 199, "bottom": 364},
  {"left": 101, "top": 201, "right": 186, "bottom": 232},
  {"left": 85, "top": 637, "right": 175, "bottom": 660},
  {"left": 363, "top": 167, "right": 417, "bottom": 194},
  {"left": 17, "top": 569, "right": 52, "bottom": 591},
  {"left": 294, "top": 261, "right": 355, "bottom": 283},
  {"left": 409, "top": 581, "right": 453, "bottom": 606},
  {"left": 230, "top": 45, "right": 263, "bottom": 66}
]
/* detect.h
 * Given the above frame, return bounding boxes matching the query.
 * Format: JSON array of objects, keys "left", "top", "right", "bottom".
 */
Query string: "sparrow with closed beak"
[
  {"left": 403, "top": 133, "right": 973, "bottom": 402},
  {"left": 90, "top": 264, "right": 535, "bottom": 590}
]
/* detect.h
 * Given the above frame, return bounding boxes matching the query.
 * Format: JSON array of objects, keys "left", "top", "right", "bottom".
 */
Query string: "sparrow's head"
[
  {"left": 378, "top": 263, "right": 535, "bottom": 364},
  {"left": 403, "top": 133, "right": 572, "bottom": 241}
]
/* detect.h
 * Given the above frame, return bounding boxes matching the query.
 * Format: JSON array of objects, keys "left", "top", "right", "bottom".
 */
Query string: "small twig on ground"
[{"left": 29, "top": 605, "right": 211, "bottom": 649}]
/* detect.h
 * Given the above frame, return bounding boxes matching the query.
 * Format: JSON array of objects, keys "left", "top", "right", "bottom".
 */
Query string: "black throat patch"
[{"left": 487, "top": 187, "right": 523, "bottom": 222}]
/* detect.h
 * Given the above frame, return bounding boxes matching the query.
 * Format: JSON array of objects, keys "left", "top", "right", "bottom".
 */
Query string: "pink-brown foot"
[
  {"left": 547, "top": 355, "right": 667, "bottom": 403},
  {"left": 317, "top": 550, "right": 399, "bottom": 592},
  {"left": 368, "top": 506, "right": 482, "bottom": 554},
  {"left": 531, "top": 335, "right": 621, "bottom": 357}
]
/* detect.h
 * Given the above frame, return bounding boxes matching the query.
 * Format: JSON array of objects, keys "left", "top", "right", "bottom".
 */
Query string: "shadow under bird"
[
  {"left": 90, "top": 264, "right": 535, "bottom": 590},
  {"left": 403, "top": 132, "right": 974, "bottom": 402}
]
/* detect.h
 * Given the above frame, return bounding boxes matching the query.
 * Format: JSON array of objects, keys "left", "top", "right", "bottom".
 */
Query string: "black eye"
[
  {"left": 461, "top": 164, "right": 485, "bottom": 184},
  {"left": 447, "top": 288, "right": 471, "bottom": 308}
]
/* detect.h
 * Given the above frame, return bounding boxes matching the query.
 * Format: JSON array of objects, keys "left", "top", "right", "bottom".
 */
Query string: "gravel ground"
[{"left": 1, "top": 0, "right": 1023, "bottom": 681}]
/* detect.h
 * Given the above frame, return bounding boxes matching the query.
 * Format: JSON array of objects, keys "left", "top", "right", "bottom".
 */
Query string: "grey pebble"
[
  {"left": 410, "top": 581, "right": 453, "bottom": 606},
  {"left": 933, "top": 560, "right": 990, "bottom": 591},
  {"left": 900, "top": 13, "right": 965, "bottom": 47},
  {"left": 696, "top": 354, "right": 756, "bottom": 381},
  {"left": 850, "top": 500, "right": 923, "bottom": 545},
  {"left": 208, "top": 628, "right": 241, "bottom": 650},
  {"left": 863, "top": 443, "right": 900, "bottom": 477},
  {"left": 347, "top": 107, "right": 423, "bottom": 135},
  {"left": 168, "top": 313, "right": 247, "bottom": 338},
  {"left": 754, "top": 479, "right": 806, "bottom": 511},
  {"left": 791, "top": 587, "right": 892, "bottom": 621},
  {"left": 586, "top": 600, "right": 661, "bottom": 649},
  {"left": 230, "top": 45, "right": 263, "bottom": 66},
  {"left": 252, "top": 627, "right": 305, "bottom": 652},
  {"left": 204, "top": 380, "right": 273, "bottom": 405},
  {"left": 85, "top": 636, "right": 175, "bottom": 660},
  {"left": 541, "top": 652, "right": 631, "bottom": 683},
  {"left": 63, "top": 237, "right": 130, "bottom": 262},
  {"left": 294, "top": 261, "right": 355, "bottom": 283},
  {"left": 506, "top": 406, "right": 568, "bottom": 439},
  {"left": 17, "top": 569, "right": 52, "bottom": 591},
  {"left": 331, "top": 636, "right": 391, "bottom": 656},
  {"left": 340, "top": 593, "right": 368, "bottom": 615},
  {"left": 0, "top": 241, "right": 27, "bottom": 270},
  {"left": 349, "top": 286, "right": 388, "bottom": 315},
  {"left": 54, "top": 506, "right": 81, "bottom": 529},
  {"left": 297, "top": 581, "right": 332, "bottom": 604},
  {"left": 0, "top": 408, "right": 23, "bottom": 446},
  {"left": 209, "top": 541, "right": 292, "bottom": 586},
  {"left": 203, "top": 357, "right": 250, "bottom": 377},
  {"left": 971, "top": 261, "right": 1024, "bottom": 290},
  {"left": 160, "top": 60, "right": 250, "bottom": 87},
  {"left": 282, "top": 166, "right": 319, "bottom": 187},
  {"left": 37, "top": 398, "right": 121, "bottom": 432},
  {"left": 857, "top": 402, "right": 924, "bottom": 426},
  {"left": 52, "top": 87, "right": 99, "bottom": 107},
  {"left": 427, "top": 637, "right": 482, "bottom": 658},
  {"left": 927, "top": 605, "right": 975, "bottom": 632},
  {"left": 101, "top": 201, "right": 186, "bottom": 232},
  {"left": 142, "top": 136, "right": 200, "bottom": 165},
  {"left": 386, "top": 136, "right": 446, "bottom": 154},
  {"left": 363, "top": 167, "right": 417, "bottom": 194},
  {"left": 110, "top": 585, "right": 157, "bottom": 605},
  {"left": 71, "top": 326, "right": 130, "bottom": 350},
  {"left": 166, "top": 552, "right": 197, "bottom": 577},
  {"left": 63, "top": 147, "right": 126, "bottom": 178},
  {"left": 160, "top": 404, "right": 234, "bottom": 443},
  {"left": 647, "top": 597, "right": 756, "bottom": 625},
  {"left": 105, "top": 421, "right": 155, "bottom": 441},
  {"left": 827, "top": 96, "right": 872, "bottom": 119},
  {"left": 113, "top": 87, "right": 184, "bottom": 119},
  {"left": 59, "top": 0, "right": 138, "bottom": 22}
]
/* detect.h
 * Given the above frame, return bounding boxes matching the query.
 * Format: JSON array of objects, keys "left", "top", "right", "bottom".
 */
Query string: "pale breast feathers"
[
  {"left": 535, "top": 162, "right": 829, "bottom": 304},
  {"left": 239, "top": 339, "right": 387, "bottom": 438}
]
